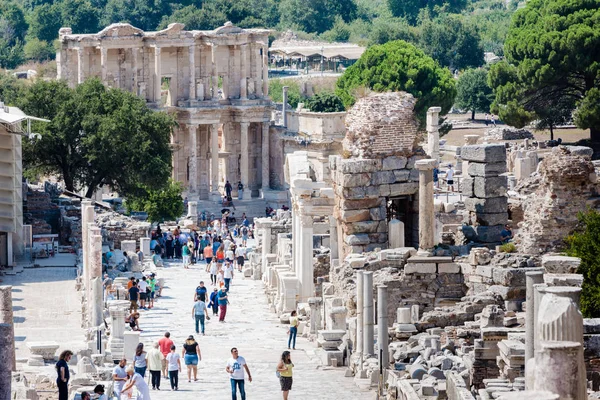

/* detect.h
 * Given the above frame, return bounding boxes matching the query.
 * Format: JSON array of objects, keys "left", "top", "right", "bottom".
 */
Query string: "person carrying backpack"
[{"left": 194, "top": 281, "right": 207, "bottom": 302}]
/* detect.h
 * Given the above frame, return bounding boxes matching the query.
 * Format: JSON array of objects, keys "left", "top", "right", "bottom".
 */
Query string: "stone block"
[
  {"left": 344, "top": 234, "right": 370, "bottom": 245},
  {"left": 383, "top": 156, "right": 408, "bottom": 170},
  {"left": 369, "top": 205, "right": 387, "bottom": 221},
  {"left": 493, "top": 268, "right": 526, "bottom": 287},
  {"left": 393, "top": 169, "right": 411, "bottom": 182},
  {"left": 344, "top": 221, "right": 380, "bottom": 234},
  {"left": 488, "top": 285, "right": 526, "bottom": 300},
  {"left": 340, "top": 198, "right": 382, "bottom": 210},
  {"left": 438, "top": 263, "right": 460, "bottom": 274},
  {"left": 464, "top": 197, "right": 508, "bottom": 214},
  {"left": 473, "top": 176, "right": 507, "bottom": 198},
  {"left": 541, "top": 255, "right": 581, "bottom": 274},
  {"left": 461, "top": 144, "right": 507, "bottom": 163},
  {"left": 462, "top": 177, "right": 474, "bottom": 197},
  {"left": 371, "top": 171, "right": 396, "bottom": 185},
  {"left": 565, "top": 145, "right": 593, "bottom": 158},
  {"left": 340, "top": 173, "right": 371, "bottom": 188},
  {"left": 467, "top": 162, "right": 507, "bottom": 177},
  {"left": 338, "top": 159, "right": 382, "bottom": 174},
  {"left": 476, "top": 265, "right": 494, "bottom": 278},
  {"left": 389, "top": 182, "right": 419, "bottom": 196},
  {"left": 340, "top": 209, "right": 371, "bottom": 223},
  {"left": 473, "top": 212, "right": 509, "bottom": 227},
  {"left": 405, "top": 263, "right": 436, "bottom": 274},
  {"left": 379, "top": 184, "right": 390, "bottom": 197}
]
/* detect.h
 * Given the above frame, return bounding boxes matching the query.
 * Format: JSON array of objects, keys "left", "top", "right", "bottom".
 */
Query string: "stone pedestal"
[
  {"left": 356, "top": 271, "right": 364, "bottom": 356},
  {"left": 188, "top": 201, "right": 198, "bottom": 219},
  {"left": 363, "top": 271, "right": 374, "bottom": 356},
  {"left": 415, "top": 159, "right": 438, "bottom": 254},
  {"left": 109, "top": 307, "right": 126, "bottom": 361},
  {"left": 388, "top": 219, "right": 405, "bottom": 248},
  {"left": 328, "top": 306, "right": 347, "bottom": 331},
  {"left": 308, "top": 297, "right": 322, "bottom": 335},
  {"left": 397, "top": 307, "right": 411, "bottom": 324},
  {"left": 121, "top": 240, "right": 136, "bottom": 255},
  {"left": 525, "top": 270, "right": 544, "bottom": 381},
  {"left": 140, "top": 237, "right": 150, "bottom": 257},
  {"left": 0, "top": 323, "right": 12, "bottom": 398},
  {"left": 0, "top": 286, "right": 15, "bottom": 371},
  {"left": 534, "top": 341, "right": 583, "bottom": 399},
  {"left": 123, "top": 331, "right": 140, "bottom": 360},
  {"left": 377, "top": 285, "right": 389, "bottom": 368}
]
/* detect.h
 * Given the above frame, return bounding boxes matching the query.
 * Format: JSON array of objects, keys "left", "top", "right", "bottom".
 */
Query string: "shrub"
[{"left": 499, "top": 242, "right": 516, "bottom": 253}]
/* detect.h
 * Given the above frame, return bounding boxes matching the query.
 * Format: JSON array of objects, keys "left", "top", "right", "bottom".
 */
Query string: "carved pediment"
[
  {"left": 156, "top": 23, "right": 186, "bottom": 38},
  {"left": 214, "top": 21, "right": 243, "bottom": 35},
  {"left": 98, "top": 23, "right": 144, "bottom": 38}
]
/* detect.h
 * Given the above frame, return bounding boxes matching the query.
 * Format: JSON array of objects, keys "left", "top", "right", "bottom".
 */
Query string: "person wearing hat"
[{"left": 182, "top": 335, "right": 201, "bottom": 382}]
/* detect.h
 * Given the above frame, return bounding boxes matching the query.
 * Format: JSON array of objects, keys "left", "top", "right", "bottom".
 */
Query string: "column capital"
[
  {"left": 188, "top": 123, "right": 197, "bottom": 133},
  {"left": 240, "top": 121, "right": 250, "bottom": 130},
  {"left": 415, "top": 159, "right": 438, "bottom": 171}
]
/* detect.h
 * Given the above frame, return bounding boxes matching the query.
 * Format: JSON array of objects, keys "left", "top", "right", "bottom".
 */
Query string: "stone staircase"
[{"left": 194, "top": 193, "right": 290, "bottom": 221}]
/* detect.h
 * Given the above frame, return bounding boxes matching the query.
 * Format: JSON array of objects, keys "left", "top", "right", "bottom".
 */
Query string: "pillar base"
[
  {"left": 417, "top": 249, "right": 433, "bottom": 257},
  {"left": 242, "top": 191, "right": 252, "bottom": 200},
  {"left": 210, "top": 191, "right": 221, "bottom": 202}
]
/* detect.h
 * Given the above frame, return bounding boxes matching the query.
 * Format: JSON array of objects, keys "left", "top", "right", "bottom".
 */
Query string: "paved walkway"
[{"left": 136, "top": 258, "right": 373, "bottom": 400}]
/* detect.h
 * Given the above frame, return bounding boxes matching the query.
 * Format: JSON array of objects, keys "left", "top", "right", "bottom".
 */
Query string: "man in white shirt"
[
  {"left": 138, "top": 277, "right": 149, "bottom": 310},
  {"left": 224, "top": 263, "right": 234, "bottom": 292},
  {"left": 235, "top": 246, "right": 245, "bottom": 272},
  {"left": 226, "top": 347, "right": 252, "bottom": 400},
  {"left": 112, "top": 358, "right": 128, "bottom": 399},
  {"left": 446, "top": 164, "right": 455, "bottom": 192}
]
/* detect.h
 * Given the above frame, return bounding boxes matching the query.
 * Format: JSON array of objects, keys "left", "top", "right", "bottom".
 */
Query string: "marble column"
[
  {"left": 188, "top": 124, "right": 198, "bottom": 196},
  {"left": 211, "top": 45, "right": 219, "bottom": 100},
  {"left": 260, "top": 221, "right": 273, "bottom": 274},
  {"left": 81, "top": 200, "right": 92, "bottom": 287},
  {"left": 282, "top": 86, "right": 288, "bottom": 127},
  {"left": 154, "top": 47, "right": 162, "bottom": 103},
  {"left": 525, "top": 270, "right": 544, "bottom": 379},
  {"left": 240, "top": 44, "right": 248, "bottom": 99},
  {"left": 415, "top": 159, "right": 438, "bottom": 254},
  {"left": 356, "top": 271, "right": 364, "bottom": 356},
  {"left": 329, "top": 217, "right": 338, "bottom": 263},
  {"left": 308, "top": 297, "right": 322, "bottom": 335},
  {"left": 77, "top": 47, "right": 85, "bottom": 84},
  {"left": 189, "top": 45, "right": 196, "bottom": 100},
  {"left": 378, "top": 285, "right": 389, "bottom": 368},
  {"left": 255, "top": 45, "right": 263, "bottom": 97},
  {"left": 363, "top": 271, "right": 374, "bottom": 356},
  {"left": 0, "top": 286, "right": 15, "bottom": 371},
  {"left": 0, "top": 323, "right": 12, "bottom": 398},
  {"left": 108, "top": 306, "right": 126, "bottom": 361},
  {"left": 100, "top": 48, "right": 107, "bottom": 84},
  {"left": 222, "top": 46, "right": 230, "bottom": 100},
  {"left": 298, "top": 214, "right": 314, "bottom": 302},
  {"left": 388, "top": 218, "right": 405, "bottom": 248},
  {"left": 211, "top": 123, "right": 220, "bottom": 200},
  {"left": 262, "top": 44, "right": 269, "bottom": 96},
  {"left": 426, "top": 107, "right": 441, "bottom": 161},
  {"left": 261, "top": 122, "right": 270, "bottom": 195},
  {"left": 534, "top": 341, "right": 583, "bottom": 399},
  {"left": 131, "top": 47, "right": 138, "bottom": 94},
  {"left": 90, "top": 233, "right": 103, "bottom": 327},
  {"left": 240, "top": 122, "right": 251, "bottom": 200}
]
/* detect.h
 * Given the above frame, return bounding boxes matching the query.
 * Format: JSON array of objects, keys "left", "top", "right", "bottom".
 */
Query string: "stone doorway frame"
[{"left": 386, "top": 195, "right": 415, "bottom": 247}]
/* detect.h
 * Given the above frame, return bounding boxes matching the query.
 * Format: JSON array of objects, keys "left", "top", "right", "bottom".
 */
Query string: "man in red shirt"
[{"left": 158, "top": 332, "right": 174, "bottom": 378}]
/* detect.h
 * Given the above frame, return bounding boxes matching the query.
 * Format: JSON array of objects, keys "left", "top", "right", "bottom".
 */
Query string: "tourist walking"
[
  {"left": 158, "top": 332, "right": 174, "bottom": 379},
  {"left": 128, "top": 282, "right": 139, "bottom": 313},
  {"left": 182, "top": 242, "right": 191, "bottom": 269},
  {"left": 56, "top": 350, "right": 73, "bottom": 400},
  {"left": 209, "top": 288, "right": 219, "bottom": 316},
  {"left": 195, "top": 281, "right": 208, "bottom": 302},
  {"left": 287, "top": 310, "right": 298, "bottom": 350},
  {"left": 277, "top": 351, "right": 294, "bottom": 400},
  {"left": 148, "top": 342, "right": 164, "bottom": 390},
  {"left": 226, "top": 347, "right": 253, "bottom": 400},
  {"left": 210, "top": 256, "right": 219, "bottom": 285},
  {"left": 235, "top": 245, "right": 245, "bottom": 272},
  {"left": 133, "top": 343, "right": 148, "bottom": 377},
  {"left": 446, "top": 164, "right": 455, "bottom": 192},
  {"left": 166, "top": 345, "right": 181, "bottom": 390},
  {"left": 122, "top": 366, "right": 151, "bottom": 400},
  {"left": 138, "top": 276, "right": 148, "bottom": 310},
  {"left": 218, "top": 287, "right": 229, "bottom": 322},
  {"left": 224, "top": 262, "right": 234, "bottom": 291},
  {"left": 112, "top": 358, "right": 128, "bottom": 399},
  {"left": 182, "top": 335, "right": 202, "bottom": 382},
  {"left": 225, "top": 180, "right": 233, "bottom": 198},
  {"left": 193, "top": 296, "right": 210, "bottom": 335}
]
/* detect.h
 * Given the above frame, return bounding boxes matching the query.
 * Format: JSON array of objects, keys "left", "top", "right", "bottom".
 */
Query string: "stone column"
[
  {"left": 534, "top": 341, "right": 583, "bottom": 399},
  {"left": 0, "top": 323, "right": 12, "bottom": 398},
  {"left": 154, "top": 47, "right": 162, "bottom": 103},
  {"left": 90, "top": 233, "right": 103, "bottom": 327},
  {"left": 188, "top": 45, "right": 196, "bottom": 100},
  {"left": 356, "top": 271, "right": 364, "bottom": 356},
  {"left": 415, "top": 159, "right": 438, "bottom": 254},
  {"left": 100, "top": 47, "right": 107, "bottom": 84},
  {"left": 525, "top": 270, "right": 544, "bottom": 378},
  {"left": 261, "top": 122, "right": 270, "bottom": 196},
  {"left": 108, "top": 306, "right": 126, "bottom": 361},
  {"left": 255, "top": 45, "right": 263, "bottom": 97},
  {"left": 240, "top": 44, "right": 248, "bottom": 99},
  {"left": 140, "top": 237, "right": 150, "bottom": 257},
  {"left": 377, "top": 285, "right": 389, "bottom": 368},
  {"left": 0, "top": 286, "right": 15, "bottom": 371},
  {"left": 262, "top": 44, "right": 269, "bottom": 96},
  {"left": 260, "top": 221, "right": 273, "bottom": 274},
  {"left": 426, "top": 107, "right": 441, "bottom": 161},
  {"left": 363, "top": 271, "right": 374, "bottom": 356},
  {"left": 282, "top": 86, "right": 289, "bottom": 127},
  {"left": 240, "top": 122, "right": 251, "bottom": 200},
  {"left": 329, "top": 217, "right": 338, "bottom": 263},
  {"left": 81, "top": 200, "right": 92, "bottom": 287},
  {"left": 77, "top": 47, "right": 85, "bottom": 84},
  {"left": 210, "top": 123, "right": 220, "bottom": 200},
  {"left": 308, "top": 297, "right": 322, "bottom": 335},
  {"left": 131, "top": 47, "right": 138, "bottom": 94},
  {"left": 211, "top": 45, "right": 219, "bottom": 100},
  {"left": 388, "top": 218, "right": 405, "bottom": 248},
  {"left": 188, "top": 124, "right": 198, "bottom": 196},
  {"left": 298, "top": 214, "right": 314, "bottom": 302}
]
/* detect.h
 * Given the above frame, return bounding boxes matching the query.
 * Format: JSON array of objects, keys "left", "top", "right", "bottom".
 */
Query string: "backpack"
[
  {"left": 196, "top": 286, "right": 207, "bottom": 300},
  {"left": 242, "top": 227, "right": 248, "bottom": 235}
]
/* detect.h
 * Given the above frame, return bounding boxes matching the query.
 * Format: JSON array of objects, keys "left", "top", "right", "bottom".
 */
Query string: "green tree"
[
  {"left": 20, "top": 79, "right": 175, "bottom": 198},
  {"left": 455, "top": 68, "right": 493, "bottom": 120},
  {"left": 320, "top": 17, "right": 351, "bottom": 42},
  {"left": 419, "top": 14, "right": 484, "bottom": 70},
  {"left": 492, "top": 0, "right": 600, "bottom": 142},
  {"left": 335, "top": 40, "right": 456, "bottom": 122},
  {"left": 0, "top": 1, "right": 28, "bottom": 44},
  {"left": 278, "top": 0, "right": 357, "bottom": 34},
  {"left": 23, "top": 37, "right": 53, "bottom": 61},
  {"left": 305, "top": 91, "right": 345, "bottom": 112},
  {"left": 126, "top": 180, "right": 184, "bottom": 222},
  {"left": 368, "top": 17, "right": 418, "bottom": 46},
  {"left": 269, "top": 79, "right": 305, "bottom": 109},
  {"left": 0, "top": 38, "right": 24, "bottom": 68},
  {"left": 101, "top": 0, "right": 171, "bottom": 31},
  {"left": 565, "top": 210, "right": 600, "bottom": 318},
  {"left": 158, "top": 5, "right": 227, "bottom": 30},
  {"left": 59, "top": 0, "right": 100, "bottom": 34},
  {"left": 26, "top": 3, "right": 62, "bottom": 42},
  {"left": 387, "top": 0, "right": 467, "bottom": 24},
  {"left": 0, "top": 72, "right": 26, "bottom": 105}
]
